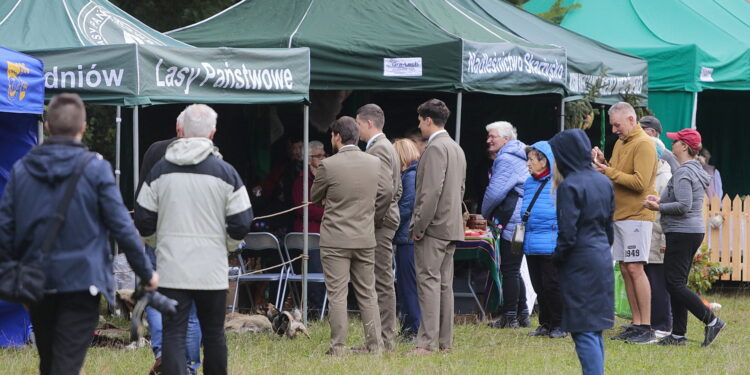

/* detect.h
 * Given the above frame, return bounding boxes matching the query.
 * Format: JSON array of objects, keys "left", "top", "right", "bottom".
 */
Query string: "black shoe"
[
  {"left": 702, "top": 318, "right": 726, "bottom": 347},
  {"left": 517, "top": 312, "right": 531, "bottom": 328},
  {"left": 548, "top": 327, "right": 568, "bottom": 339},
  {"left": 489, "top": 315, "right": 519, "bottom": 329},
  {"left": 610, "top": 326, "right": 639, "bottom": 341},
  {"left": 527, "top": 325, "right": 550, "bottom": 337},
  {"left": 657, "top": 335, "right": 686, "bottom": 346},
  {"left": 626, "top": 328, "right": 657, "bottom": 344}
]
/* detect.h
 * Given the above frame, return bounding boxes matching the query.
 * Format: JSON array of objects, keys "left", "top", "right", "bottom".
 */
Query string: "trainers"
[
  {"left": 489, "top": 315, "right": 520, "bottom": 329},
  {"left": 626, "top": 328, "right": 657, "bottom": 344},
  {"left": 528, "top": 325, "right": 550, "bottom": 337},
  {"left": 517, "top": 311, "right": 531, "bottom": 328},
  {"left": 657, "top": 335, "right": 686, "bottom": 346},
  {"left": 610, "top": 326, "right": 639, "bottom": 341},
  {"left": 702, "top": 318, "right": 726, "bottom": 347},
  {"left": 548, "top": 327, "right": 568, "bottom": 339}
]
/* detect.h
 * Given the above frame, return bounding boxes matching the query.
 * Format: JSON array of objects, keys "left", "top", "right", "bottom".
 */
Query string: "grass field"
[{"left": 2, "top": 291, "right": 748, "bottom": 375}]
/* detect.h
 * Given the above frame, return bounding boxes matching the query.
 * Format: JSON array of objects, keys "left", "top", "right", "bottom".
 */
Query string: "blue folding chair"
[
  {"left": 228, "top": 232, "right": 285, "bottom": 313},
  {"left": 281, "top": 232, "right": 328, "bottom": 320}
]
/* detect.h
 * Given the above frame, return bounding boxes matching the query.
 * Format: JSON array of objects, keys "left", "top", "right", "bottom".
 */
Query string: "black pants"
[
  {"left": 160, "top": 288, "right": 228, "bottom": 375},
  {"left": 526, "top": 254, "right": 563, "bottom": 328},
  {"left": 645, "top": 263, "right": 672, "bottom": 332},
  {"left": 499, "top": 238, "right": 526, "bottom": 316},
  {"left": 30, "top": 292, "right": 99, "bottom": 375},
  {"left": 664, "top": 233, "right": 715, "bottom": 336}
]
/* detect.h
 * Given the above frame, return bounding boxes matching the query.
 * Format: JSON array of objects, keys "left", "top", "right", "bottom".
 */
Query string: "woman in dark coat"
[{"left": 548, "top": 129, "right": 615, "bottom": 375}]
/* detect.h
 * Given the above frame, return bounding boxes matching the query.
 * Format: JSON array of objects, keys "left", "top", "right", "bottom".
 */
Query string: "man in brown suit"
[
  {"left": 311, "top": 116, "right": 383, "bottom": 355},
  {"left": 355, "top": 103, "right": 402, "bottom": 350},
  {"left": 409, "top": 99, "right": 467, "bottom": 354}
]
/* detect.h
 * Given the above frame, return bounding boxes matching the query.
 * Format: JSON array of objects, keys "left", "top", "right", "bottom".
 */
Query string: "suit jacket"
[
  {"left": 311, "top": 145, "right": 380, "bottom": 249},
  {"left": 410, "top": 132, "right": 467, "bottom": 242},
  {"left": 367, "top": 134, "right": 402, "bottom": 230}
]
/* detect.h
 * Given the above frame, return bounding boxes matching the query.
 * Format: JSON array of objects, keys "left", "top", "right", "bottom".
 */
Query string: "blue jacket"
[
  {"left": 549, "top": 129, "right": 615, "bottom": 333},
  {"left": 521, "top": 141, "right": 557, "bottom": 255},
  {"left": 394, "top": 161, "right": 417, "bottom": 245},
  {"left": 481, "top": 140, "right": 529, "bottom": 240},
  {"left": 0, "top": 137, "right": 152, "bottom": 304}
]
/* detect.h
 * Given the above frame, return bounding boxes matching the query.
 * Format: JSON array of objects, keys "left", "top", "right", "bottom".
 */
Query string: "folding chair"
[
  {"left": 281, "top": 232, "right": 328, "bottom": 320},
  {"left": 228, "top": 232, "right": 286, "bottom": 314}
]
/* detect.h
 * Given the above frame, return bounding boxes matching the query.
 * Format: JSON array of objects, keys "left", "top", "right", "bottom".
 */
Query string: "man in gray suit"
[
  {"left": 311, "top": 116, "right": 383, "bottom": 355},
  {"left": 409, "top": 99, "right": 467, "bottom": 355},
  {"left": 355, "top": 103, "right": 402, "bottom": 350}
]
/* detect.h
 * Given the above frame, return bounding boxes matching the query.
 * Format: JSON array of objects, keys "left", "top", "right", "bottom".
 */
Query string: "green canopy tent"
[
  {"left": 169, "top": 0, "right": 569, "bottom": 143},
  {"left": 1, "top": 0, "right": 318, "bottom": 320},
  {"left": 449, "top": 0, "right": 648, "bottom": 105},
  {"left": 526, "top": 0, "right": 750, "bottom": 195}
]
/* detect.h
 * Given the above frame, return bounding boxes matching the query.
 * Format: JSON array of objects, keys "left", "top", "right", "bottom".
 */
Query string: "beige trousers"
[
  {"left": 414, "top": 235, "right": 455, "bottom": 351},
  {"left": 374, "top": 226, "right": 397, "bottom": 350},
  {"left": 320, "top": 247, "right": 383, "bottom": 353}
]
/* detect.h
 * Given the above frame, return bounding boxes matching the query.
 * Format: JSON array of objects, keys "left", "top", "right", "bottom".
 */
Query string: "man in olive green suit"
[
  {"left": 311, "top": 116, "right": 383, "bottom": 355},
  {"left": 409, "top": 99, "right": 467, "bottom": 355},
  {"left": 355, "top": 103, "right": 402, "bottom": 351}
]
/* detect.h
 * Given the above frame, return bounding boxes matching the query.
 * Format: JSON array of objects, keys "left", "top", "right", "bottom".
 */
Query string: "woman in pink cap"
[{"left": 643, "top": 129, "right": 726, "bottom": 347}]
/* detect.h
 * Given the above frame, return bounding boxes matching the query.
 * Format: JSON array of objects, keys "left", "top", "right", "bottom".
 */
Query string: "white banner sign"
[{"left": 384, "top": 58, "right": 422, "bottom": 77}]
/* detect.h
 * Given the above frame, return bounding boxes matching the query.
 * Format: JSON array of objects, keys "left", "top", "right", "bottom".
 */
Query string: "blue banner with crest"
[{"left": 0, "top": 47, "right": 44, "bottom": 114}]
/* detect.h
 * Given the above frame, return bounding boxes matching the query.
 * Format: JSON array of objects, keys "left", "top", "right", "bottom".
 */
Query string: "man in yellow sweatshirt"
[{"left": 592, "top": 102, "right": 658, "bottom": 344}]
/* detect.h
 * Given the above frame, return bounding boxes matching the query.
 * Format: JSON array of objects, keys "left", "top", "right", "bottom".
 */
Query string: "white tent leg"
[
  {"left": 115, "top": 106, "right": 122, "bottom": 189},
  {"left": 133, "top": 106, "right": 139, "bottom": 197},
  {"left": 455, "top": 91, "right": 463, "bottom": 144},
  {"left": 302, "top": 104, "right": 310, "bottom": 325}
]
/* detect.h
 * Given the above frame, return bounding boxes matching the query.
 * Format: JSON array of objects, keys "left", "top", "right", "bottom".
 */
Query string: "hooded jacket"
[
  {"left": 520, "top": 141, "right": 557, "bottom": 256},
  {"left": 135, "top": 138, "right": 253, "bottom": 290},
  {"left": 549, "top": 129, "right": 615, "bottom": 333},
  {"left": 481, "top": 140, "right": 530, "bottom": 240},
  {"left": 659, "top": 160, "right": 710, "bottom": 234},
  {"left": 0, "top": 137, "right": 152, "bottom": 304}
]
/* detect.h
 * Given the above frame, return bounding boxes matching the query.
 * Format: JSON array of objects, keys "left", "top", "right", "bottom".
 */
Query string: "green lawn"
[{"left": 2, "top": 291, "right": 748, "bottom": 375}]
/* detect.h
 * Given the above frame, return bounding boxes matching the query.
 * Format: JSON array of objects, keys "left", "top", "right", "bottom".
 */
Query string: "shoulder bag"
[{"left": 510, "top": 178, "right": 549, "bottom": 255}]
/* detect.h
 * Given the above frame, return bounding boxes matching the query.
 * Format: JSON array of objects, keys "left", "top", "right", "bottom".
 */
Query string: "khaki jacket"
[
  {"left": 603, "top": 125, "right": 657, "bottom": 222},
  {"left": 367, "top": 134, "right": 402, "bottom": 230},
  {"left": 410, "top": 132, "right": 467, "bottom": 241},
  {"left": 311, "top": 145, "right": 380, "bottom": 249}
]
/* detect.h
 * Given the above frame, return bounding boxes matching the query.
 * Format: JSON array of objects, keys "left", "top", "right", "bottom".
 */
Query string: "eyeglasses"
[{"left": 310, "top": 153, "right": 326, "bottom": 159}]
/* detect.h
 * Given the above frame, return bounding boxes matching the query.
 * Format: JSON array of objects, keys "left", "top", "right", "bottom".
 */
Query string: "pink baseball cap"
[{"left": 666, "top": 129, "right": 702, "bottom": 151}]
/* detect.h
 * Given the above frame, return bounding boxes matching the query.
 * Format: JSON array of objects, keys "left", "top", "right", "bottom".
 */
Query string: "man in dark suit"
[
  {"left": 311, "top": 116, "right": 383, "bottom": 355},
  {"left": 355, "top": 103, "right": 401, "bottom": 350},
  {"left": 409, "top": 99, "right": 466, "bottom": 355}
]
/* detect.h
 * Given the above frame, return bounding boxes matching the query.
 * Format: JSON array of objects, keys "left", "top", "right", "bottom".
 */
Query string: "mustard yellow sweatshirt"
[{"left": 603, "top": 125, "right": 657, "bottom": 222}]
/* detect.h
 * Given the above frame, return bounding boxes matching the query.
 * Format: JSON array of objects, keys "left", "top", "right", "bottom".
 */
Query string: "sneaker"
[
  {"left": 528, "top": 325, "right": 550, "bottom": 337},
  {"left": 654, "top": 330, "right": 671, "bottom": 339},
  {"left": 626, "top": 328, "right": 657, "bottom": 344},
  {"left": 657, "top": 335, "right": 686, "bottom": 346},
  {"left": 489, "top": 315, "right": 520, "bottom": 329},
  {"left": 548, "top": 327, "right": 568, "bottom": 339},
  {"left": 702, "top": 318, "right": 726, "bottom": 347},
  {"left": 610, "top": 326, "right": 639, "bottom": 341},
  {"left": 517, "top": 311, "right": 531, "bottom": 328}
]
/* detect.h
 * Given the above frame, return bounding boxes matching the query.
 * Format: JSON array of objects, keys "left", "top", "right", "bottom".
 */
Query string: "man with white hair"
[
  {"left": 592, "top": 102, "right": 658, "bottom": 344},
  {"left": 481, "top": 121, "right": 530, "bottom": 329},
  {"left": 135, "top": 104, "right": 253, "bottom": 375}
]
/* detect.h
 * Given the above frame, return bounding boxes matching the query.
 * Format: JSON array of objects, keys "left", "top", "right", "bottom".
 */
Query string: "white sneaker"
[{"left": 654, "top": 330, "right": 671, "bottom": 339}]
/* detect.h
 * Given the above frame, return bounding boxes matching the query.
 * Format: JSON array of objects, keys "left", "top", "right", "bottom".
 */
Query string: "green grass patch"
[{"left": 2, "top": 292, "right": 748, "bottom": 374}]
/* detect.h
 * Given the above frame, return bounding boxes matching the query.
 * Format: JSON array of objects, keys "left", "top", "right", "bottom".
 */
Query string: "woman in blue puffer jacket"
[{"left": 521, "top": 141, "right": 566, "bottom": 339}]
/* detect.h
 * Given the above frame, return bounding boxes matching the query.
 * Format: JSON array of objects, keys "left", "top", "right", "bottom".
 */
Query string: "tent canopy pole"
[
  {"left": 455, "top": 91, "right": 463, "bottom": 144},
  {"left": 115, "top": 106, "right": 122, "bottom": 189},
  {"left": 302, "top": 104, "right": 310, "bottom": 325},
  {"left": 133, "top": 106, "right": 139, "bottom": 197}
]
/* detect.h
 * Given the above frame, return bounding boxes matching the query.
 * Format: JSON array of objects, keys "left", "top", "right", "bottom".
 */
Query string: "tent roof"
[
  {"left": 528, "top": 0, "right": 750, "bottom": 92},
  {"left": 0, "top": 0, "right": 310, "bottom": 106},
  {"left": 169, "top": 0, "right": 568, "bottom": 96},
  {"left": 450, "top": 0, "right": 648, "bottom": 104}
]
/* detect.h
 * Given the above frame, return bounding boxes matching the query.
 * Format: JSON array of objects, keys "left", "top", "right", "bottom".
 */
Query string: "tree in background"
[
  {"left": 505, "top": 0, "right": 581, "bottom": 24},
  {"left": 111, "top": 0, "right": 239, "bottom": 32}
]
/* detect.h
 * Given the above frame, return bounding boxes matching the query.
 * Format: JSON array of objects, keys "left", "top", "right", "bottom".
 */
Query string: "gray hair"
[
  {"left": 608, "top": 102, "right": 636, "bottom": 118},
  {"left": 178, "top": 104, "right": 218, "bottom": 137},
  {"left": 485, "top": 121, "right": 517, "bottom": 140},
  {"left": 309, "top": 140, "right": 324, "bottom": 152}
]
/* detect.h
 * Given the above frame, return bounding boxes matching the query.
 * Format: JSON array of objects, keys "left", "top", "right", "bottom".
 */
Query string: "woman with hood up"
[
  {"left": 481, "top": 121, "right": 531, "bottom": 329},
  {"left": 548, "top": 129, "right": 614, "bottom": 375},
  {"left": 644, "top": 129, "right": 726, "bottom": 347},
  {"left": 521, "top": 141, "right": 566, "bottom": 339}
]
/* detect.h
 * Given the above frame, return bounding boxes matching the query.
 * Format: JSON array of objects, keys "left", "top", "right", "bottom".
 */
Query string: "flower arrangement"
[{"left": 688, "top": 245, "right": 731, "bottom": 295}]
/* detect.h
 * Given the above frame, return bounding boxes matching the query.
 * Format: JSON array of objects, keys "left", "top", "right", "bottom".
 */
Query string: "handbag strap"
[
  {"left": 38, "top": 152, "right": 96, "bottom": 258},
  {"left": 521, "top": 177, "right": 549, "bottom": 224}
]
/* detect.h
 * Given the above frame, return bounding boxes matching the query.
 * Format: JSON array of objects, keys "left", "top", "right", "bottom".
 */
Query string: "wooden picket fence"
[{"left": 702, "top": 194, "right": 749, "bottom": 282}]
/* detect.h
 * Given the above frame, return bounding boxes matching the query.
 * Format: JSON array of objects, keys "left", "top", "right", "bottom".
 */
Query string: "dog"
[
  {"left": 224, "top": 312, "right": 273, "bottom": 334},
  {"left": 224, "top": 303, "right": 310, "bottom": 339},
  {"left": 270, "top": 308, "right": 311, "bottom": 339},
  {"left": 115, "top": 289, "right": 136, "bottom": 318}
]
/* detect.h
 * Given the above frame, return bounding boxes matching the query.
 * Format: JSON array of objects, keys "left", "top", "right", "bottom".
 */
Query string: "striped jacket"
[{"left": 135, "top": 138, "right": 252, "bottom": 290}]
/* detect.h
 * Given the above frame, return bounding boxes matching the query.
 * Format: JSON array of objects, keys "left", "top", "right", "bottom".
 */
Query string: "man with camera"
[
  {"left": 0, "top": 93, "right": 158, "bottom": 375},
  {"left": 135, "top": 104, "right": 253, "bottom": 375}
]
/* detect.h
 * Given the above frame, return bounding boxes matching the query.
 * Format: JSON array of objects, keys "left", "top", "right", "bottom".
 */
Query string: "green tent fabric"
[
  {"left": 169, "top": 0, "right": 568, "bottom": 96},
  {"left": 0, "top": 0, "right": 310, "bottom": 105},
  {"left": 450, "top": 0, "right": 648, "bottom": 105}
]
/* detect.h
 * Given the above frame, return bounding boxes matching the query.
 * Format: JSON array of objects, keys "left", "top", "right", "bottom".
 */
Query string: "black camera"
[{"left": 132, "top": 285, "right": 178, "bottom": 316}]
